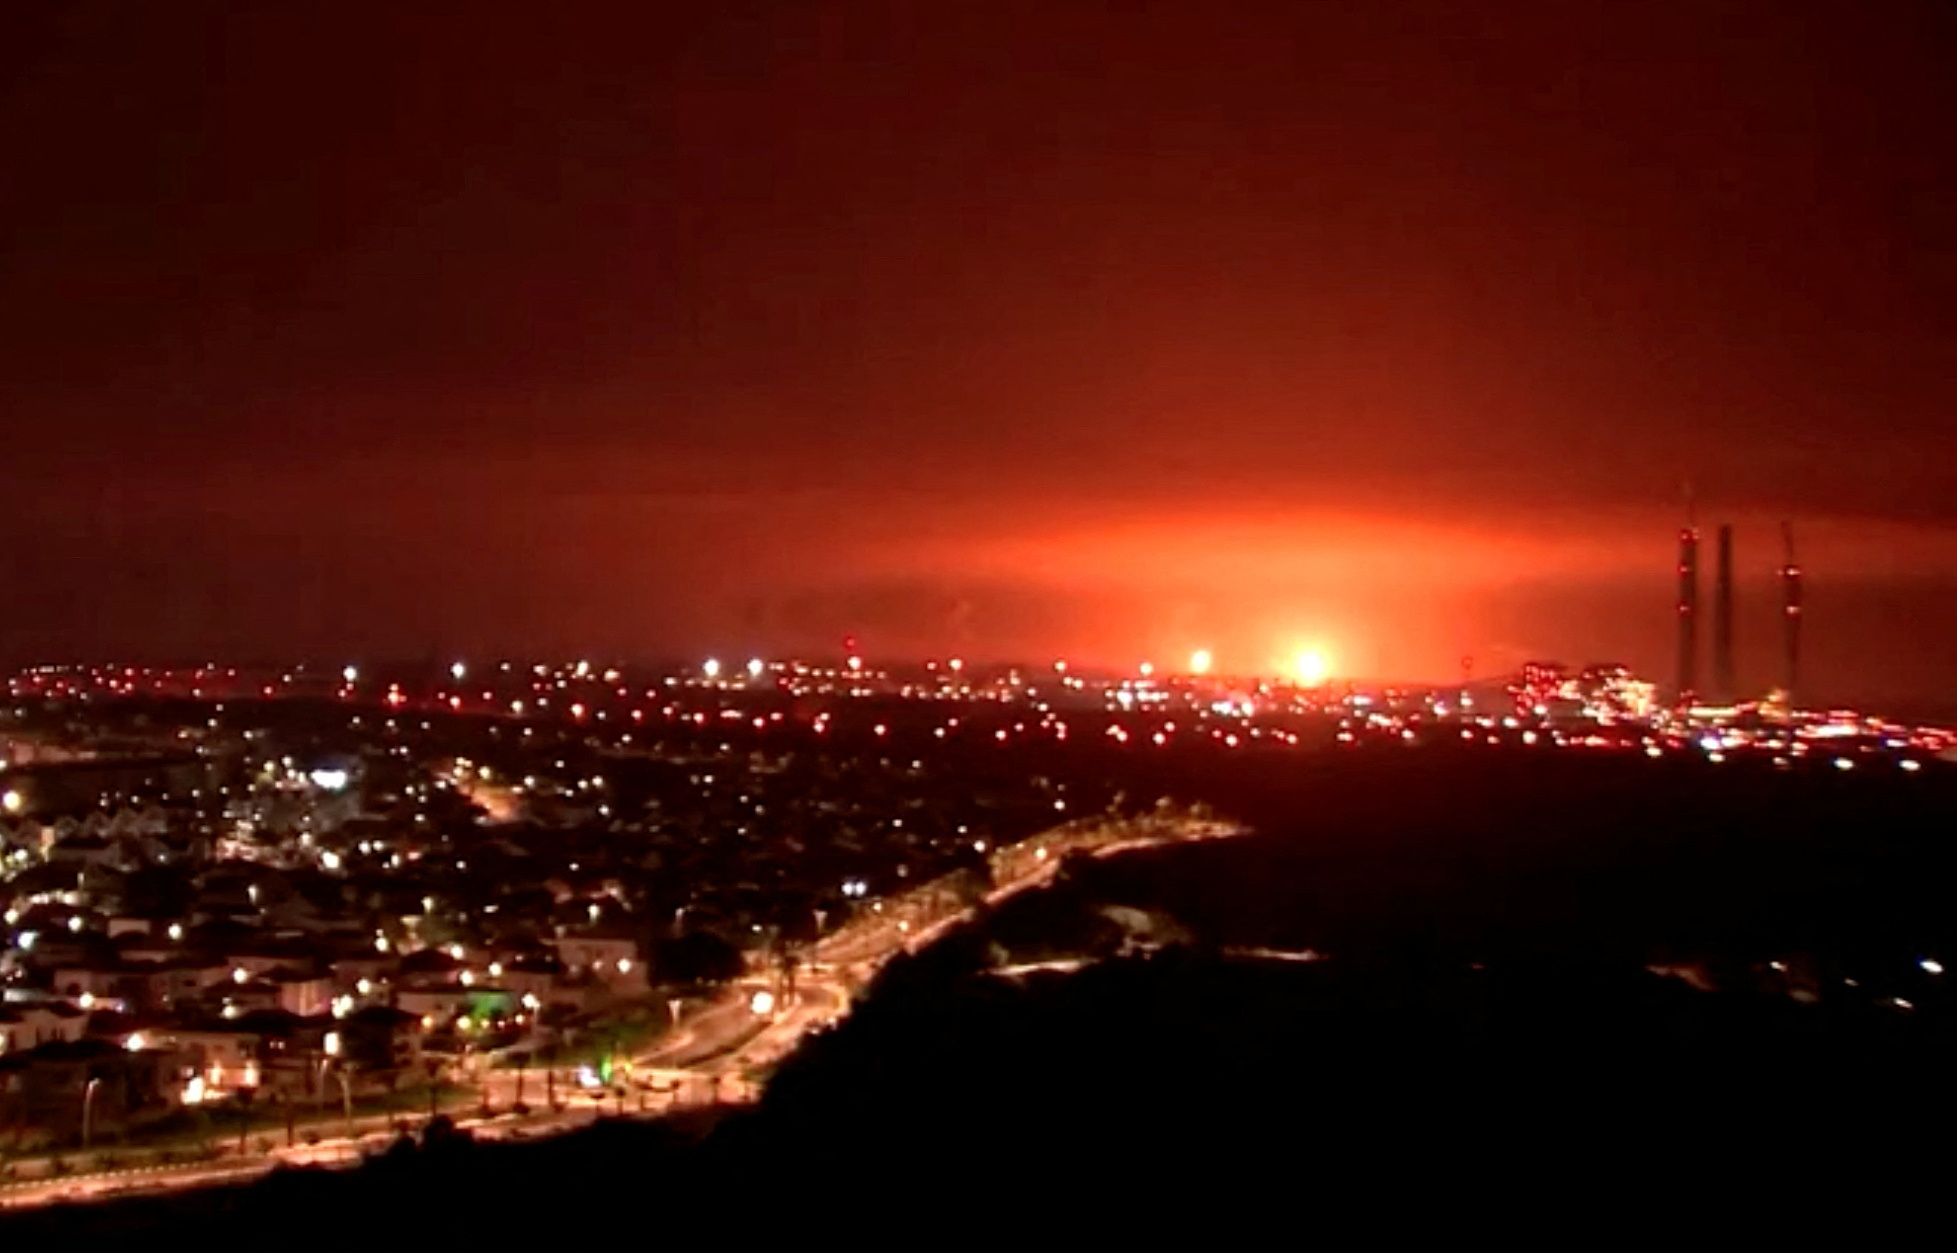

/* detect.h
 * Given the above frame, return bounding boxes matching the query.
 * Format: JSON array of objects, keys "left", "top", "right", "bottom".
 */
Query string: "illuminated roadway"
[{"left": 0, "top": 815, "right": 1242, "bottom": 1213}]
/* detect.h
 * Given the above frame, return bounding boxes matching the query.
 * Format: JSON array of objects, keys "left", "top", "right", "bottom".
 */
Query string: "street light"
[
  {"left": 318, "top": 1058, "right": 354, "bottom": 1138},
  {"left": 81, "top": 1076, "right": 103, "bottom": 1151}
]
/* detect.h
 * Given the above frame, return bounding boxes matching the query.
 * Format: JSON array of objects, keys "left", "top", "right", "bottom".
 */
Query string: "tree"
[{"left": 651, "top": 932, "right": 744, "bottom": 987}]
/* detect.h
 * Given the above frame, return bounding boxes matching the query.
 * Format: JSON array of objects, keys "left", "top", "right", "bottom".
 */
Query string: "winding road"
[{"left": 0, "top": 815, "right": 1241, "bottom": 1213}]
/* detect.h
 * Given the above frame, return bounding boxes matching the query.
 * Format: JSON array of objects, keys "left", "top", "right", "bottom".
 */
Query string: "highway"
[{"left": 0, "top": 815, "right": 1242, "bottom": 1214}]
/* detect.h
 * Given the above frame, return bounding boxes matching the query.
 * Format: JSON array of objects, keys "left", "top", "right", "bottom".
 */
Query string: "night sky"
[{"left": 1, "top": 2, "right": 1951, "bottom": 707}]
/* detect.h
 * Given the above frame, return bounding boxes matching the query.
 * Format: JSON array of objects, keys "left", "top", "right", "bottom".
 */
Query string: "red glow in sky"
[{"left": 0, "top": 2, "right": 1950, "bottom": 707}]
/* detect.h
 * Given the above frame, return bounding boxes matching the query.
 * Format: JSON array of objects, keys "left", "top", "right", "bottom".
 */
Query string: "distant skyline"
[{"left": 1, "top": 2, "right": 1950, "bottom": 707}]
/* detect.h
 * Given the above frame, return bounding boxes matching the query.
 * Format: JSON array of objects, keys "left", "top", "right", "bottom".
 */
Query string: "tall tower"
[
  {"left": 1779, "top": 522, "right": 1802, "bottom": 703},
  {"left": 1675, "top": 523, "right": 1700, "bottom": 702},
  {"left": 1713, "top": 524, "right": 1736, "bottom": 703}
]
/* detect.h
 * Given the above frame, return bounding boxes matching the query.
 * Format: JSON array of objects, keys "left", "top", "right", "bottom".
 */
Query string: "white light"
[
  {"left": 309, "top": 768, "right": 350, "bottom": 792},
  {"left": 746, "top": 658, "right": 764, "bottom": 678},
  {"left": 324, "top": 1031, "right": 341, "bottom": 1056},
  {"left": 342, "top": 665, "right": 358, "bottom": 684},
  {"left": 1293, "top": 651, "right": 1328, "bottom": 686},
  {"left": 749, "top": 990, "right": 776, "bottom": 1015},
  {"left": 1, "top": 790, "right": 19, "bottom": 814},
  {"left": 617, "top": 959, "right": 633, "bottom": 974},
  {"left": 126, "top": 1032, "right": 147, "bottom": 1052},
  {"left": 321, "top": 850, "right": 342, "bottom": 872},
  {"left": 1922, "top": 959, "right": 1945, "bottom": 976},
  {"left": 703, "top": 658, "right": 722, "bottom": 679},
  {"left": 1900, "top": 760, "right": 1921, "bottom": 772},
  {"left": 450, "top": 661, "right": 467, "bottom": 681}
]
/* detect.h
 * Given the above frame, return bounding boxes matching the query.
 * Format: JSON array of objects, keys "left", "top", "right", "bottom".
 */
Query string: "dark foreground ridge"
[{"left": 9, "top": 748, "right": 1955, "bottom": 1230}]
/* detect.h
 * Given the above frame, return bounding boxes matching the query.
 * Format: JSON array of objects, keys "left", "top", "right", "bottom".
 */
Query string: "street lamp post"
[
  {"left": 317, "top": 1057, "right": 355, "bottom": 1139},
  {"left": 236, "top": 1087, "right": 257, "bottom": 1155},
  {"left": 424, "top": 1058, "right": 442, "bottom": 1121},
  {"left": 80, "top": 1076, "right": 103, "bottom": 1151}
]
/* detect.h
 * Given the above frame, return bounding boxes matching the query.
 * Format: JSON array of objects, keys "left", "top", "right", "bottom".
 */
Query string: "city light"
[
  {"left": 450, "top": 660, "right": 467, "bottom": 681},
  {"left": 6, "top": 634, "right": 1955, "bottom": 1172}
]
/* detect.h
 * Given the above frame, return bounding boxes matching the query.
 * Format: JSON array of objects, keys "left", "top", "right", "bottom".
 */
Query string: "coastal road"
[{"left": 0, "top": 817, "right": 1239, "bottom": 1214}]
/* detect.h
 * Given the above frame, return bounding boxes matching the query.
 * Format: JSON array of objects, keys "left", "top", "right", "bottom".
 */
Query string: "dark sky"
[{"left": 1, "top": 1, "right": 1951, "bottom": 705}]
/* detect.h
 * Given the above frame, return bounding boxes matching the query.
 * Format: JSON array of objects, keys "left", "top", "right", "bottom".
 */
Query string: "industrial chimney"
[
  {"left": 1675, "top": 524, "right": 1699, "bottom": 702},
  {"left": 1779, "top": 522, "right": 1802, "bottom": 703},
  {"left": 1713, "top": 523, "right": 1735, "bottom": 703}
]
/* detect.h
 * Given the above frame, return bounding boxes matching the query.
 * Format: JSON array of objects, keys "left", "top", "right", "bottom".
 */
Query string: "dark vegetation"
[{"left": 9, "top": 746, "right": 1954, "bottom": 1231}]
